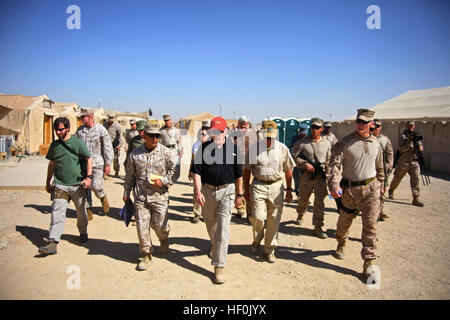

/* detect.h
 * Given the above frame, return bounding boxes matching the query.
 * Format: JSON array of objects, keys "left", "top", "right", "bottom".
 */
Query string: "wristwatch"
[
  {"left": 87, "top": 175, "right": 93, "bottom": 179},
  {"left": 237, "top": 194, "right": 244, "bottom": 197}
]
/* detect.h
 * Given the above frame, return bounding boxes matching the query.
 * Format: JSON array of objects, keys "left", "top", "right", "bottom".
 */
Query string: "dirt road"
[{"left": 0, "top": 157, "right": 448, "bottom": 300}]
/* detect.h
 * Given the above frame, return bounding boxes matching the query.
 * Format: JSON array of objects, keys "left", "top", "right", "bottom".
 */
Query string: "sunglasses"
[
  {"left": 356, "top": 119, "right": 370, "bottom": 125},
  {"left": 146, "top": 134, "right": 160, "bottom": 139},
  {"left": 55, "top": 127, "right": 67, "bottom": 132},
  {"left": 311, "top": 125, "right": 322, "bottom": 130}
]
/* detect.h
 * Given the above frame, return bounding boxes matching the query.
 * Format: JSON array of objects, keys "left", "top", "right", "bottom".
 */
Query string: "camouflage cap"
[
  {"left": 238, "top": 115, "right": 249, "bottom": 123},
  {"left": 406, "top": 120, "right": 415, "bottom": 126},
  {"left": 144, "top": 124, "right": 161, "bottom": 135},
  {"left": 324, "top": 121, "right": 332, "bottom": 127},
  {"left": 310, "top": 118, "right": 323, "bottom": 127},
  {"left": 163, "top": 114, "right": 171, "bottom": 121},
  {"left": 356, "top": 108, "right": 375, "bottom": 122},
  {"left": 202, "top": 120, "right": 210, "bottom": 127},
  {"left": 107, "top": 112, "right": 116, "bottom": 119},
  {"left": 136, "top": 120, "right": 148, "bottom": 131},
  {"left": 130, "top": 119, "right": 136, "bottom": 125},
  {"left": 79, "top": 107, "right": 94, "bottom": 117}
]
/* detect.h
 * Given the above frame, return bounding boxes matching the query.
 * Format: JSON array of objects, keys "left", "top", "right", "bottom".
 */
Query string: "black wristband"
[
  {"left": 285, "top": 187, "right": 293, "bottom": 191},
  {"left": 87, "top": 175, "right": 93, "bottom": 179},
  {"left": 237, "top": 194, "right": 244, "bottom": 197}
]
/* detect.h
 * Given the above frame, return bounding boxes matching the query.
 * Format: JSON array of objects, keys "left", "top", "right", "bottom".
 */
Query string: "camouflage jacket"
[
  {"left": 104, "top": 121, "right": 124, "bottom": 149},
  {"left": 124, "top": 129, "right": 139, "bottom": 144},
  {"left": 124, "top": 143, "right": 178, "bottom": 201},
  {"left": 76, "top": 123, "right": 114, "bottom": 168}
]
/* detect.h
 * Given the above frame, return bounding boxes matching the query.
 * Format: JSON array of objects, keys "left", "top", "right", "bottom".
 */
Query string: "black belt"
[
  {"left": 341, "top": 177, "right": 376, "bottom": 187},
  {"left": 204, "top": 183, "right": 231, "bottom": 190},
  {"left": 254, "top": 177, "right": 281, "bottom": 184}
]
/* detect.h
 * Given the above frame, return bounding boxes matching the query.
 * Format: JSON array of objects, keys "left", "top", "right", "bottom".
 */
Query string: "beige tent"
[
  {"left": 346, "top": 86, "right": 450, "bottom": 121},
  {"left": 53, "top": 102, "right": 80, "bottom": 132},
  {"left": 0, "top": 94, "right": 58, "bottom": 154},
  {"left": 179, "top": 112, "right": 216, "bottom": 136}
]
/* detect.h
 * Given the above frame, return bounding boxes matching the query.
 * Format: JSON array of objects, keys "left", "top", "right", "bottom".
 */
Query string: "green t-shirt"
[{"left": 46, "top": 135, "right": 91, "bottom": 186}]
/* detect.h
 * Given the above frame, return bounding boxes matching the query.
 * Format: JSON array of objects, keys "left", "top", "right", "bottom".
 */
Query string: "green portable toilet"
[
  {"left": 285, "top": 118, "right": 300, "bottom": 149},
  {"left": 299, "top": 119, "right": 311, "bottom": 136},
  {"left": 271, "top": 118, "right": 285, "bottom": 144}
]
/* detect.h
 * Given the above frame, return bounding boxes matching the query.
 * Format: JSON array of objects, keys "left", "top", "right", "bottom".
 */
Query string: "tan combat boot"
[
  {"left": 101, "top": 196, "right": 110, "bottom": 214},
  {"left": 38, "top": 240, "right": 58, "bottom": 256},
  {"left": 295, "top": 214, "right": 304, "bottom": 226},
  {"left": 333, "top": 241, "right": 346, "bottom": 260},
  {"left": 87, "top": 208, "right": 94, "bottom": 221},
  {"left": 379, "top": 210, "right": 389, "bottom": 221},
  {"left": 214, "top": 267, "right": 225, "bottom": 284},
  {"left": 363, "top": 259, "right": 378, "bottom": 279},
  {"left": 412, "top": 196, "right": 424, "bottom": 207},
  {"left": 314, "top": 226, "right": 327, "bottom": 239},
  {"left": 160, "top": 239, "right": 169, "bottom": 254},
  {"left": 388, "top": 190, "right": 394, "bottom": 200},
  {"left": 137, "top": 254, "right": 152, "bottom": 271},
  {"left": 265, "top": 253, "right": 276, "bottom": 263}
]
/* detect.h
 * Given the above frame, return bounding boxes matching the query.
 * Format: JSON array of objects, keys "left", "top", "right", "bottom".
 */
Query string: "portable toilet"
[
  {"left": 284, "top": 118, "right": 300, "bottom": 149},
  {"left": 270, "top": 117, "right": 285, "bottom": 144}
]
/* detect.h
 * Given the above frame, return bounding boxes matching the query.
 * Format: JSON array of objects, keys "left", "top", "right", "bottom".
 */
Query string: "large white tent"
[{"left": 346, "top": 86, "right": 450, "bottom": 121}]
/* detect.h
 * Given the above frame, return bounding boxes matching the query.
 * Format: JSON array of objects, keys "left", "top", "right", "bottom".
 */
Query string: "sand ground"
[{"left": 0, "top": 153, "right": 448, "bottom": 300}]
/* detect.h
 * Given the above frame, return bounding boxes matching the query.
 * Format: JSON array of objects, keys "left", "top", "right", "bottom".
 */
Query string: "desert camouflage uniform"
[
  {"left": 389, "top": 132, "right": 423, "bottom": 197},
  {"left": 292, "top": 136, "right": 331, "bottom": 227},
  {"left": 76, "top": 123, "right": 114, "bottom": 199},
  {"left": 125, "top": 128, "right": 139, "bottom": 144},
  {"left": 376, "top": 133, "right": 394, "bottom": 216},
  {"left": 159, "top": 126, "right": 182, "bottom": 182},
  {"left": 124, "top": 143, "right": 178, "bottom": 256},
  {"left": 104, "top": 121, "right": 124, "bottom": 174},
  {"left": 327, "top": 131, "right": 384, "bottom": 260},
  {"left": 323, "top": 132, "right": 338, "bottom": 147}
]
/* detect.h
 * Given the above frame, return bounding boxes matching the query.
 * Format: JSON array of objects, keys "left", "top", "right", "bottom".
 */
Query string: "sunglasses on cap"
[
  {"left": 145, "top": 133, "right": 160, "bottom": 138},
  {"left": 356, "top": 119, "right": 371, "bottom": 124}
]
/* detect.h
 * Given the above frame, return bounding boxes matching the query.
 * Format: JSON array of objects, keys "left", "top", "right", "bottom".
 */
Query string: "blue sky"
[{"left": 0, "top": 0, "right": 448, "bottom": 123}]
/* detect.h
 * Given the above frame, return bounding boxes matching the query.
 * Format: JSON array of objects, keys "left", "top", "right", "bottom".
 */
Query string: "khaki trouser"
[
  {"left": 296, "top": 173, "right": 328, "bottom": 227},
  {"left": 135, "top": 198, "right": 170, "bottom": 256},
  {"left": 49, "top": 184, "right": 88, "bottom": 242},
  {"left": 389, "top": 161, "right": 421, "bottom": 197},
  {"left": 250, "top": 179, "right": 284, "bottom": 255},
  {"left": 202, "top": 183, "right": 235, "bottom": 268},
  {"left": 113, "top": 149, "right": 120, "bottom": 174},
  {"left": 336, "top": 179, "right": 381, "bottom": 260}
]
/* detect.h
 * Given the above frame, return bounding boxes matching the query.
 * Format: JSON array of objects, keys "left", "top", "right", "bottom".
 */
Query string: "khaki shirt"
[
  {"left": 292, "top": 136, "right": 331, "bottom": 172},
  {"left": 124, "top": 143, "right": 178, "bottom": 202},
  {"left": 104, "top": 121, "right": 124, "bottom": 149},
  {"left": 76, "top": 123, "right": 114, "bottom": 168},
  {"left": 247, "top": 140, "right": 295, "bottom": 182},
  {"left": 327, "top": 131, "right": 384, "bottom": 191},
  {"left": 323, "top": 132, "right": 338, "bottom": 147},
  {"left": 159, "top": 126, "right": 183, "bottom": 155},
  {"left": 376, "top": 133, "right": 394, "bottom": 173}
]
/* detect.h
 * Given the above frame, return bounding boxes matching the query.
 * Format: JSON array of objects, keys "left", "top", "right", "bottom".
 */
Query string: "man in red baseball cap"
[{"left": 192, "top": 116, "right": 244, "bottom": 284}]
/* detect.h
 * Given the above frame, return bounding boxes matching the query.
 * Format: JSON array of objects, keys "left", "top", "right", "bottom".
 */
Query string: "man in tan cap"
[
  {"left": 104, "top": 113, "right": 124, "bottom": 177},
  {"left": 292, "top": 118, "right": 331, "bottom": 238},
  {"left": 388, "top": 121, "right": 424, "bottom": 207},
  {"left": 244, "top": 120, "right": 295, "bottom": 263},
  {"left": 370, "top": 119, "right": 394, "bottom": 220},
  {"left": 76, "top": 108, "right": 114, "bottom": 217},
  {"left": 328, "top": 108, "right": 384, "bottom": 281},
  {"left": 160, "top": 114, "right": 183, "bottom": 180},
  {"left": 123, "top": 124, "right": 178, "bottom": 271},
  {"left": 124, "top": 119, "right": 139, "bottom": 146},
  {"left": 322, "top": 121, "right": 338, "bottom": 147}
]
